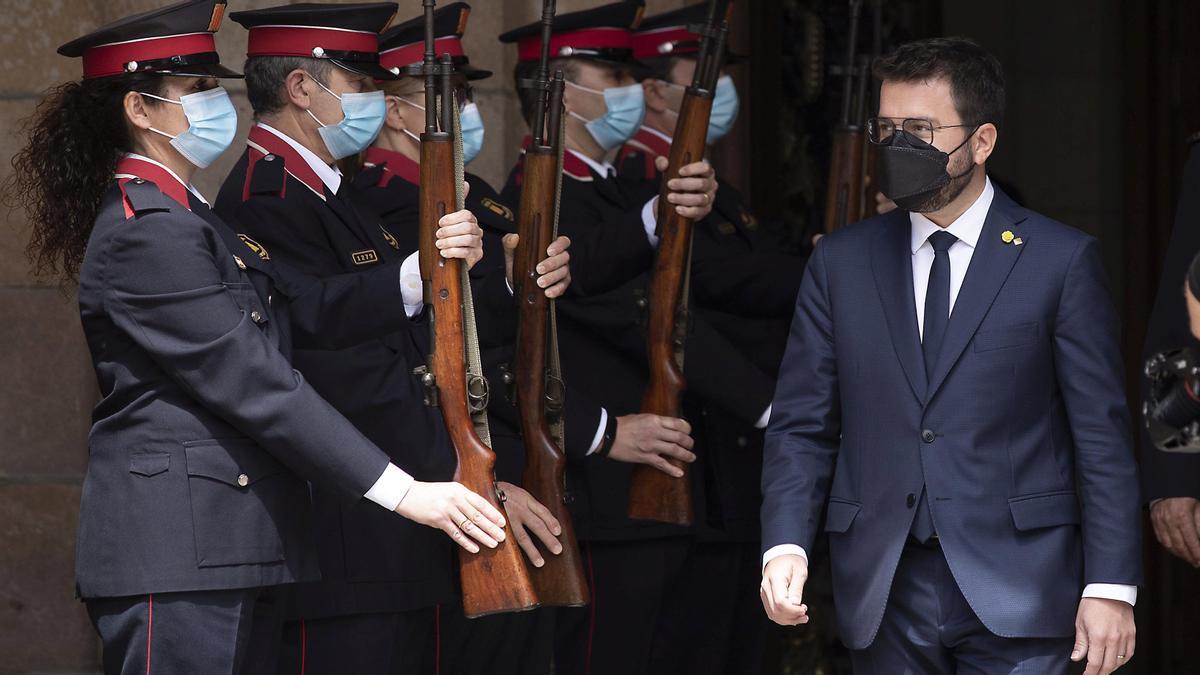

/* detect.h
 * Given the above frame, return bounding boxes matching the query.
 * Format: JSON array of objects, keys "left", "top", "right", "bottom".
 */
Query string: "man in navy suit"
[{"left": 759, "top": 38, "right": 1141, "bottom": 675}]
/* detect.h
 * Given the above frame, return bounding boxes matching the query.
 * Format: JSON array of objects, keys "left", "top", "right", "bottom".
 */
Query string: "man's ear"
[
  {"left": 384, "top": 95, "right": 406, "bottom": 132},
  {"left": 123, "top": 90, "right": 154, "bottom": 131},
  {"left": 642, "top": 79, "right": 669, "bottom": 114},
  {"left": 973, "top": 122, "right": 998, "bottom": 165},
  {"left": 284, "top": 69, "right": 312, "bottom": 109}
]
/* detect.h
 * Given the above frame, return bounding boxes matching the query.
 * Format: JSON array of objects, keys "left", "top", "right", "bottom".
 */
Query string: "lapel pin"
[
  {"left": 1013, "top": 237, "right": 1024, "bottom": 246},
  {"left": 1001, "top": 230, "right": 1015, "bottom": 244}
]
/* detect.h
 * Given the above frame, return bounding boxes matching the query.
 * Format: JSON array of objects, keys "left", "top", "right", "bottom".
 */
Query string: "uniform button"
[
  {"left": 921, "top": 429, "right": 936, "bottom": 443},
  {"left": 263, "top": 154, "right": 276, "bottom": 162},
  {"left": 237, "top": 473, "right": 249, "bottom": 487},
  {"left": 906, "top": 493, "right": 916, "bottom": 508},
  {"left": 250, "top": 310, "right": 263, "bottom": 323},
  {"left": 133, "top": 178, "right": 145, "bottom": 184},
  {"left": 736, "top": 436, "right": 748, "bottom": 448},
  {"left": 268, "top": 294, "right": 273, "bottom": 306}
]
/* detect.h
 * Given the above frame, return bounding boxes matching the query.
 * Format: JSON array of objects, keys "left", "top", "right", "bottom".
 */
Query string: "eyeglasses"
[{"left": 867, "top": 117, "right": 978, "bottom": 145}]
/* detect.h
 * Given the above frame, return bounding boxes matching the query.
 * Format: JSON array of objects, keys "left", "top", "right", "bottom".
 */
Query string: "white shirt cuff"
[
  {"left": 755, "top": 405, "right": 772, "bottom": 429},
  {"left": 1082, "top": 583, "right": 1138, "bottom": 607},
  {"left": 641, "top": 198, "right": 660, "bottom": 248},
  {"left": 399, "top": 251, "right": 423, "bottom": 318},
  {"left": 586, "top": 408, "right": 609, "bottom": 456},
  {"left": 363, "top": 462, "right": 416, "bottom": 512},
  {"left": 762, "top": 544, "right": 808, "bottom": 572}
]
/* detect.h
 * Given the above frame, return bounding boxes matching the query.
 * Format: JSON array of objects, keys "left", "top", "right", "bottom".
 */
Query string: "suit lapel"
[
  {"left": 925, "top": 190, "right": 1029, "bottom": 401},
  {"left": 872, "top": 211, "right": 926, "bottom": 403}
]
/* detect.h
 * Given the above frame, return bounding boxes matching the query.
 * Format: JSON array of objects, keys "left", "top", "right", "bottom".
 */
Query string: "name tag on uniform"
[{"left": 352, "top": 249, "right": 379, "bottom": 265}]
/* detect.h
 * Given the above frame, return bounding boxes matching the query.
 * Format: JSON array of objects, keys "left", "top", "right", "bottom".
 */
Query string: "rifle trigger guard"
[{"left": 466, "top": 373, "right": 490, "bottom": 413}]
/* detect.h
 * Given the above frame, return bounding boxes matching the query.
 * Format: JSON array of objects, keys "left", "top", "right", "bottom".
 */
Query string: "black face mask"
[{"left": 877, "top": 128, "right": 978, "bottom": 212}]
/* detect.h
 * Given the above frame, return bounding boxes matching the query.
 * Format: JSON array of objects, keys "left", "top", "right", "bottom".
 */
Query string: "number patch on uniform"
[{"left": 352, "top": 249, "right": 379, "bottom": 265}]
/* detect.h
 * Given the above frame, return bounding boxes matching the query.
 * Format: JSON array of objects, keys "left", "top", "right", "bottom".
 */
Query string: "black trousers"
[
  {"left": 275, "top": 608, "right": 437, "bottom": 675},
  {"left": 554, "top": 537, "right": 690, "bottom": 675},
  {"left": 849, "top": 539, "right": 1074, "bottom": 675},
  {"left": 648, "top": 541, "right": 769, "bottom": 675},
  {"left": 86, "top": 586, "right": 285, "bottom": 675},
  {"left": 440, "top": 604, "right": 554, "bottom": 675}
]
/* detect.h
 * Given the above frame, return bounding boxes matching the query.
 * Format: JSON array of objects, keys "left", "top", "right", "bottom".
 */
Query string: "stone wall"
[{"left": 0, "top": 1, "right": 686, "bottom": 672}]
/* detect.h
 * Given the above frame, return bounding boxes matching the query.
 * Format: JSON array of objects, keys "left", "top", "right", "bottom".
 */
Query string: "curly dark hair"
[{"left": 4, "top": 73, "right": 165, "bottom": 282}]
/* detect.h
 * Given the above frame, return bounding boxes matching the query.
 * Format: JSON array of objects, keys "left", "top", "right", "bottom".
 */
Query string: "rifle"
[
  {"left": 513, "top": 0, "right": 589, "bottom": 607},
  {"left": 409, "top": 0, "right": 539, "bottom": 618},
  {"left": 823, "top": 0, "right": 883, "bottom": 232},
  {"left": 626, "top": 0, "right": 731, "bottom": 525}
]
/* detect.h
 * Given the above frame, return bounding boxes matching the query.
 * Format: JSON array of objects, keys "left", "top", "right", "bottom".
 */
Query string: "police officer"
[
  {"left": 617, "top": 7, "right": 809, "bottom": 673},
  {"left": 498, "top": 4, "right": 779, "bottom": 674},
  {"left": 11, "top": 1, "right": 507, "bottom": 671},
  {"left": 212, "top": 3, "right": 570, "bottom": 672}
]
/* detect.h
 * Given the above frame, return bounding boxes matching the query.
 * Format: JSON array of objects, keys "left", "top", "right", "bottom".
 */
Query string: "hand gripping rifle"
[
  {"left": 409, "top": 0, "right": 538, "bottom": 618},
  {"left": 512, "top": 0, "right": 589, "bottom": 607},
  {"left": 626, "top": 0, "right": 731, "bottom": 525}
]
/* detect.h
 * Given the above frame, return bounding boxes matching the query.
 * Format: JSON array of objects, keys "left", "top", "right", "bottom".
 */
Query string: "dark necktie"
[
  {"left": 922, "top": 230, "right": 959, "bottom": 379},
  {"left": 911, "top": 229, "right": 958, "bottom": 543}
]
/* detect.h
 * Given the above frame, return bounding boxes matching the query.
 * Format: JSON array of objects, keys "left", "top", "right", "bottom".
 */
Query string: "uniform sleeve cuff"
[
  {"left": 762, "top": 544, "right": 808, "bottom": 572},
  {"left": 1082, "top": 583, "right": 1138, "bottom": 607},
  {"left": 363, "top": 463, "right": 416, "bottom": 512},
  {"left": 755, "top": 405, "right": 773, "bottom": 429},
  {"left": 586, "top": 408, "right": 609, "bottom": 455},
  {"left": 642, "top": 198, "right": 660, "bottom": 248},
  {"left": 400, "top": 251, "right": 424, "bottom": 318}
]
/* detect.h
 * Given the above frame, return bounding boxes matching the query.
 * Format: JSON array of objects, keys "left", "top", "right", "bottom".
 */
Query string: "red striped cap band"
[
  {"left": 517, "top": 27, "right": 632, "bottom": 62},
  {"left": 83, "top": 32, "right": 216, "bottom": 79},
  {"left": 380, "top": 36, "right": 464, "bottom": 70},
  {"left": 247, "top": 25, "right": 379, "bottom": 58},
  {"left": 632, "top": 27, "right": 699, "bottom": 59}
]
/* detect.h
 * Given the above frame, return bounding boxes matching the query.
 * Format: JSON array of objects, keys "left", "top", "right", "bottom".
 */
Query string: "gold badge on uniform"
[
  {"left": 380, "top": 226, "right": 400, "bottom": 251},
  {"left": 352, "top": 249, "right": 379, "bottom": 265},
  {"left": 740, "top": 211, "right": 759, "bottom": 231},
  {"left": 233, "top": 255, "right": 247, "bottom": 270},
  {"left": 716, "top": 221, "right": 737, "bottom": 235},
  {"left": 481, "top": 197, "right": 514, "bottom": 222},
  {"left": 238, "top": 233, "right": 270, "bottom": 260}
]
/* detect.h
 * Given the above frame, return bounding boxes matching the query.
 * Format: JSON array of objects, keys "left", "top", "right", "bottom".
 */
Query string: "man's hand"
[
  {"left": 1150, "top": 496, "right": 1200, "bottom": 566},
  {"left": 394, "top": 481, "right": 507, "bottom": 553},
  {"left": 760, "top": 554, "right": 810, "bottom": 625},
  {"left": 1072, "top": 597, "right": 1135, "bottom": 675},
  {"left": 502, "top": 234, "right": 572, "bottom": 298},
  {"left": 656, "top": 156, "right": 718, "bottom": 220},
  {"left": 436, "top": 208, "right": 484, "bottom": 270},
  {"left": 497, "top": 481, "right": 563, "bottom": 568},
  {"left": 608, "top": 414, "right": 696, "bottom": 477},
  {"left": 1186, "top": 281, "right": 1200, "bottom": 341}
]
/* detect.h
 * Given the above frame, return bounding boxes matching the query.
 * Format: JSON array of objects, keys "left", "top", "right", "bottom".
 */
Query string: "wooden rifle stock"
[
  {"left": 514, "top": 59, "right": 588, "bottom": 604},
  {"left": 627, "top": 0, "right": 729, "bottom": 526},
  {"left": 823, "top": 126, "right": 865, "bottom": 232},
  {"left": 414, "top": 5, "right": 537, "bottom": 617}
]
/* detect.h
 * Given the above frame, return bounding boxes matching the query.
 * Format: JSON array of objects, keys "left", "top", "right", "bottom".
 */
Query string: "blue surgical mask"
[
  {"left": 459, "top": 102, "right": 485, "bottom": 165},
  {"left": 396, "top": 97, "right": 486, "bottom": 165},
  {"left": 141, "top": 87, "right": 238, "bottom": 169},
  {"left": 661, "top": 75, "right": 740, "bottom": 144},
  {"left": 307, "top": 74, "right": 386, "bottom": 160},
  {"left": 566, "top": 81, "right": 646, "bottom": 151}
]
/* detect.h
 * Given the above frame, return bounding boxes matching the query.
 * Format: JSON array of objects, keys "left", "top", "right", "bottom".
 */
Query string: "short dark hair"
[
  {"left": 243, "top": 56, "right": 331, "bottom": 117},
  {"left": 872, "top": 37, "right": 1005, "bottom": 129},
  {"left": 513, "top": 57, "right": 581, "bottom": 127}
]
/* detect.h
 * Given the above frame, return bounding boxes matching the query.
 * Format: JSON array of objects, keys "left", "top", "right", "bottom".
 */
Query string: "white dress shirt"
[
  {"left": 255, "top": 124, "right": 418, "bottom": 512},
  {"left": 762, "top": 177, "right": 1136, "bottom": 606}
]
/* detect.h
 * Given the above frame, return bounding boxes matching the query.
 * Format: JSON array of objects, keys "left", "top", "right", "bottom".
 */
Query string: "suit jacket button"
[
  {"left": 907, "top": 493, "right": 916, "bottom": 508},
  {"left": 250, "top": 310, "right": 263, "bottom": 323},
  {"left": 921, "top": 429, "right": 936, "bottom": 443},
  {"left": 237, "top": 473, "right": 249, "bottom": 487}
]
